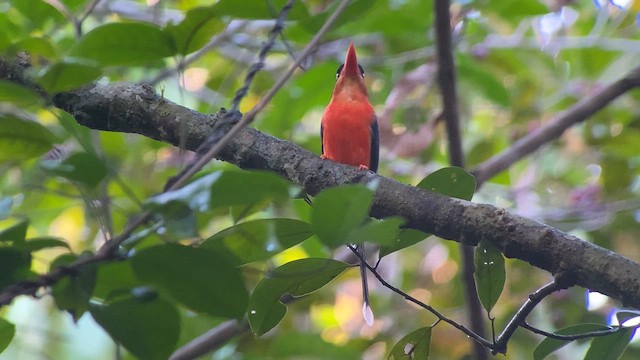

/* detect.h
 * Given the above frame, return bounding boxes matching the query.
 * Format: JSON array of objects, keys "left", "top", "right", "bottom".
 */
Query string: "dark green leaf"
[
  {"left": 388, "top": 326, "right": 432, "bottom": 360},
  {"left": 248, "top": 258, "right": 349, "bottom": 336},
  {"left": 0, "top": 318, "right": 15, "bottom": 353},
  {"left": 0, "top": 218, "right": 28, "bottom": 243},
  {"left": 41, "top": 152, "right": 107, "bottom": 187},
  {"left": 349, "top": 217, "right": 405, "bottom": 246},
  {"left": 93, "top": 261, "right": 144, "bottom": 301},
  {"left": 164, "top": 6, "right": 224, "bottom": 55},
  {"left": 380, "top": 229, "right": 429, "bottom": 258},
  {"left": 311, "top": 185, "right": 375, "bottom": 247},
  {"left": 131, "top": 244, "right": 248, "bottom": 319},
  {"left": 201, "top": 218, "right": 313, "bottom": 264},
  {"left": 51, "top": 254, "right": 96, "bottom": 321},
  {"left": 533, "top": 323, "right": 611, "bottom": 360},
  {"left": 89, "top": 297, "right": 179, "bottom": 360},
  {"left": 14, "top": 237, "right": 70, "bottom": 252},
  {"left": 37, "top": 60, "right": 101, "bottom": 93},
  {"left": 0, "top": 80, "right": 44, "bottom": 109},
  {"left": 474, "top": 239, "right": 505, "bottom": 313},
  {"left": 0, "top": 116, "right": 54, "bottom": 162},
  {"left": 458, "top": 55, "right": 510, "bottom": 107},
  {"left": 584, "top": 328, "right": 635, "bottom": 360},
  {"left": 0, "top": 248, "right": 32, "bottom": 291},
  {"left": 416, "top": 166, "right": 476, "bottom": 201},
  {"left": 147, "top": 170, "right": 295, "bottom": 213},
  {"left": 71, "top": 22, "right": 176, "bottom": 66}
]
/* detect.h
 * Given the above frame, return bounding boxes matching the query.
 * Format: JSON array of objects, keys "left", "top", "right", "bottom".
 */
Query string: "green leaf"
[
  {"left": 380, "top": 229, "right": 429, "bottom": 258},
  {"left": 14, "top": 237, "right": 70, "bottom": 252},
  {"left": 474, "top": 239, "right": 505, "bottom": 313},
  {"left": 37, "top": 60, "right": 101, "bottom": 93},
  {"left": 0, "top": 248, "right": 32, "bottom": 291},
  {"left": 214, "top": 0, "right": 311, "bottom": 21},
  {"left": 89, "top": 297, "right": 179, "bottom": 360},
  {"left": 0, "top": 318, "right": 15, "bottom": 353},
  {"left": 147, "top": 170, "right": 295, "bottom": 213},
  {"left": 248, "top": 258, "right": 349, "bottom": 336},
  {"left": 93, "top": 261, "right": 144, "bottom": 301},
  {"left": 349, "top": 217, "right": 405, "bottom": 246},
  {"left": 311, "top": 185, "right": 375, "bottom": 247},
  {"left": 0, "top": 116, "right": 54, "bottom": 162},
  {"left": 51, "top": 254, "right": 96, "bottom": 321},
  {"left": 131, "top": 244, "right": 248, "bottom": 319},
  {"left": 388, "top": 326, "right": 432, "bottom": 360},
  {"left": 41, "top": 152, "right": 107, "bottom": 187},
  {"left": 164, "top": 6, "right": 224, "bottom": 55},
  {"left": 0, "top": 218, "right": 28, "bottom": 243},
  {"left": 71, "top": 22, "right": 176, "bottom": 66},
  {"left": 584, "top": 328, "right": 635, "bottom": 360},
  {"left": 533, "top": 323, "right": 611, "bottom": 360},
  {"left": 201, "top": 218, "right": 313, "bottom": 264},
  {"left": 0, "top": 80, "right": 44, "bottom": 109},
  {"left": 416, "top": 166, "right": 476, "bottom": 201}
]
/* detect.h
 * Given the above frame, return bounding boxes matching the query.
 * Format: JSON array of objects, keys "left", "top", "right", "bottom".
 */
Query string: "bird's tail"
[{"left": 357, "top": 244, "right": 374, "bottom": 326}]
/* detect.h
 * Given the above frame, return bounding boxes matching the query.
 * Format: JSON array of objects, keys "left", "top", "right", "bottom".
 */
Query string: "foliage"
[{"left": 1, "top": 0, "right": 640, "bottom": 359}]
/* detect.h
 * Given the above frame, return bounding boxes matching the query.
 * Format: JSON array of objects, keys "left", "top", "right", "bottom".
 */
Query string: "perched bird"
[{"left": 321, "top": 42, "right": 379, "bottom": 326}]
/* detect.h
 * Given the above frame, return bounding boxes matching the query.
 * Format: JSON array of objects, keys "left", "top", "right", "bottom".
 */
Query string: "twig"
[
  {"left": 472, "top": 65, "right": 640, "bottom": 186},
  {"left": 493, "top": 280, "right": 565, "bottom": 354},
  {"left": 348, "top": 245, "right": 495, "bottom": 349},
  {"left": 520, "top": 322, "right": 629, "bottom": 341},
  {"left": 169, "top": 320, "right": 248, "bottom": 360}
]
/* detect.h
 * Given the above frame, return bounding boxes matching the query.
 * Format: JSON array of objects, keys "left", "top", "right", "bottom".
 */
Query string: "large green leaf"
[
  {"left": 0, "top": 218, "right": 28, "bottom": 243},
  {"left": 40, "top": 152, "right": 107, "bottom": 187},
  {"left": 0, "top": 116, "right": 54, "bottom": 162},
  {"left": 50, "top": 253, "right": 96, "bottom": 321},
  {"left": 474, "top": 239, "right": 505, "bottom": 313},
  {"left": 388, "top": 326, "right": 432, "bottom": 360},
  {"left": 584, "top": 328, "right": 635, "bottom": 360},
  {"left": 416, "top": 166, "right": 476, "bottom": 201},
  {"left": 147, "top": 170, "right": 295, "bottom": 213},
  {"left": 71, "top": 22, "right": 176, "bottom": 66},
  {"left": 14, "top": 236, "right": 71, "bottom": 252},
  {"left": 533, "top": 323, "right": 611, "bottom": 360},
  {"left": 311, "top": 185, "right": 375, "bottom": 248},
  {"left": 92, "top": 261, "right": 144, "bottom": 301},
  {"left": 89, "top": 297, "right": 179, "bottom": 360},
  {"left": 348, "top": 217, "right": 405, "bottom": 246},
  {"left": 131, "top": 244, "right": 248, "bottom": 319},
  {"left": 37, "top": 60, "right": 101, "bottom": 93},
  {"left": 0, "top": 248, "right": 32, "bottom": 291},
  {"left": 164, "top": 6, "right": 224, "bottom": 55},
  {"left": 248, "top": 258, "right": 349, "bottom": 336},
  {"left": 201, "top": 218, "right": 313, "bottom": 264},
  {"left": 0, "top": 80, "right": 44, "bottom": 109},
  {"left": 0, "top": 318, "right": 15, "bottom": 353}
]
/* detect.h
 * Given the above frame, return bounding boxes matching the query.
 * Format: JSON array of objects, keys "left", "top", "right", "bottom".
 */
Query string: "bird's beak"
[{"left": 341, "top": 42, "right": 360, "bottom": 79}]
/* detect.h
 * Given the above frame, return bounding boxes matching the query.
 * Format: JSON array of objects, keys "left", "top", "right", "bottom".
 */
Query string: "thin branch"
[
  {"left": 493, "top": 280, "right": 566, "bottom": 354},
  {"left": 348, "top": 245, "right": 495, "bottom": 349},
  {"left": 472, "top": 65, "right": 640, "bottom": 186},
  {"left": 520, "top": 322, "right": 630, "bottom": 341},
  {"left": 169, "top": 320, "right": 248, "bottom": 360}
]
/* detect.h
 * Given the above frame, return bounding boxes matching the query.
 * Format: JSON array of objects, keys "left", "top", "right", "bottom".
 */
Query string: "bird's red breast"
[{"left": 321, "top": 42, "right": 379, "bottom": 172}]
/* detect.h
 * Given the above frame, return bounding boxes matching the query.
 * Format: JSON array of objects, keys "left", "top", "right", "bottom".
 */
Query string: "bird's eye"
[
  {"left": 336, "top": 64, "right": 344, "bottom": 79},
  {"left": 335, "top": 63, "right": 366, "bottom": 79}
]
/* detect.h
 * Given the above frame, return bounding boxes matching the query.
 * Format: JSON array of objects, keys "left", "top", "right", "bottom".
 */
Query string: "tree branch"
[
  {"left": 472, "top": 65, "right": 640, "bottom": 185},
  {"left": 34, "top": 78, "right": 640, "bottom": 310}
]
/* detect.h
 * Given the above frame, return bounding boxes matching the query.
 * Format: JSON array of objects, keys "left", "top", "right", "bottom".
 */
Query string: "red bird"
[{"left": 321, "top": 42, "right": 379, "bottom": 326}]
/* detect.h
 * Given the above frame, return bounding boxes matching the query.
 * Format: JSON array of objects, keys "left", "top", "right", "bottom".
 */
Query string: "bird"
[{"left": 320, "top": 42, "right": 379, "bottom": 326}]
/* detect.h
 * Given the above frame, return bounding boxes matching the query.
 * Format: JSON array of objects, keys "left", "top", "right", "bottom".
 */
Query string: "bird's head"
[{"left": 333, "top": 42, "right": 368, "bottom": 99}]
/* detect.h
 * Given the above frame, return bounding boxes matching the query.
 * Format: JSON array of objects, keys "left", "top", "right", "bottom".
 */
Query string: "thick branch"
[{"left": 45, "top": 80, "right": 640, "bottom": 309}]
